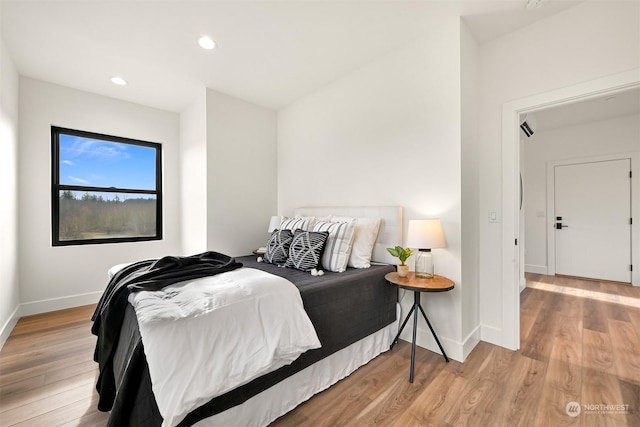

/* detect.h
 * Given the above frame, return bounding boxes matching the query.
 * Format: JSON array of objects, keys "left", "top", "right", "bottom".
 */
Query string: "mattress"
[{"left": 107, "top": 255, "right": 396, "bottom": 426}]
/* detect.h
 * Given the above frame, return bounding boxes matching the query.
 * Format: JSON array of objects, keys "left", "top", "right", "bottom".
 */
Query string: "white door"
[{"left": 554, "top": 159, "right": 631, "bottom": 283}]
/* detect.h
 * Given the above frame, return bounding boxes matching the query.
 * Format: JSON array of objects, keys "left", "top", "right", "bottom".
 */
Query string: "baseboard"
[
  {"left": 461, "top": 325, "right": 481, "bottom": 361},
  {"left": 0, "top": 305, "right": 20, "bottom": 351},
  {"left": 480, "top": 324, "right": 502, "bottom": 347},
  {"left": 398, "top": 323, "right": 479, "bottom": 363},
  {"left": 520, "top": 277, "right": 526, "bottom": 293},
  {"left": 20, "top": 291, "right": 103, "bottom": 317},
  {"left": 525, "top": 264, "right": 548, "bottom": 275}
]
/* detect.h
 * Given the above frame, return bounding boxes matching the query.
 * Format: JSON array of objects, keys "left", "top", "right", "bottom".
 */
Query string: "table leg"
[
  {"left": 409, "top": 291, "right": 419, "bottom": 382},
  {"left": 390, "top": 303, "right": 415, "bottom": 350},
  {"left": 418, "top": 304, "right": 450, "bottom": 363},
  {"left": 391, "top": 290, "right": 449, "bottom": 383}
]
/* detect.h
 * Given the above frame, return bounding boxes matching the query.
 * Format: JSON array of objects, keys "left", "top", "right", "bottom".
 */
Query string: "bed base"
[{"left": 197, "top": 310, "right": 398, "bottom": 426}]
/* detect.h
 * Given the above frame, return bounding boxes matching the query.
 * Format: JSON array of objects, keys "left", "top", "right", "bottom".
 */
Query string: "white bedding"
[
  {"left": 197, "top": 305, "right": 400, "bottom": 427},
  {"left": 127, "top": 267, "right": 321, "bottom": 427}
]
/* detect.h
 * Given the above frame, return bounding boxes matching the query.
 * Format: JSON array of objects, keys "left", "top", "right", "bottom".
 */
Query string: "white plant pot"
[{"left": 397, "top": 265, "right": 409, "bottom": 277}]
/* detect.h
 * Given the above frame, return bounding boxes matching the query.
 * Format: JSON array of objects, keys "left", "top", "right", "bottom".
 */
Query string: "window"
[{"left": 51, "top": 126, "right": 163, "bottom": 246}]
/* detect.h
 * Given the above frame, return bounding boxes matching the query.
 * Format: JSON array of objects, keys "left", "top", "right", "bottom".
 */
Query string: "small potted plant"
[{"left": 386, "top": 246, "right": 413, "bottom": 277}]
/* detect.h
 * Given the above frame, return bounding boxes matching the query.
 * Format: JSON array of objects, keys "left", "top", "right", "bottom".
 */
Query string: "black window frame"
[{"left": 51, "top": 126, "right": 163, "bottom": 246}]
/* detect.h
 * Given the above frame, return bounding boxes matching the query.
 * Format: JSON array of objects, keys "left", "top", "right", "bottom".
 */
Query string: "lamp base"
[
  {"left": 414, "top": 249, "right": 434, "bottom": 278},
  {"left": 414, "top": 271, "right": 434, "bottom": 279}
]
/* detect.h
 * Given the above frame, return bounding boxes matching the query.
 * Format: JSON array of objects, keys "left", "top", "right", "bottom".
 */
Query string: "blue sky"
[{"left": 59, "top": 134, "right": 156, "bottom": 190}]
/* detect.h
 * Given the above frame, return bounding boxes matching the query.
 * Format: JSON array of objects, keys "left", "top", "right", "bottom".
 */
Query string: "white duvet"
[{"left": 127, "top": 267, "right": 321, "bottom": 427}]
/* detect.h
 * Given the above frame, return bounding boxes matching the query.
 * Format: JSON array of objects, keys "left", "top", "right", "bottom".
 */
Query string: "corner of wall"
[
  {"left": 0, "top": 305, "right": 20, "bottom": 351},
  {"left": 0, "top": 32, "right": 21, "bottom": 351},
  {"left": 462, "top": 325, "right": 481, "bottom": 361},
  {"left": 205, "top": 90, "right": 277, "bottom": 256},
  {"left": 179, "top": 90, "right": 208, "bottom": 255},
  {"left": 460, "top": 15, "right": 481, "bottom": 342},
  {"left": 480, "top": 324, "right": 502, "bottom": 348}
]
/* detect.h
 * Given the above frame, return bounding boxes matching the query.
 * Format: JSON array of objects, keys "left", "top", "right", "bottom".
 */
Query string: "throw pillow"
[
  {"left": 279, "top": 216, "right": 316, "bottom": 232},
  {"left": 331, "top": 216, "right": 381, "bottom": 268},
  {"left": 313, "top": 220, "right": 357, "bottom": 272},
  {"left": 263, "top": 229, "right": 294, "bottom": 265},
  {"left": 285, "top": 230, "right": 329, "bottom": 271}
]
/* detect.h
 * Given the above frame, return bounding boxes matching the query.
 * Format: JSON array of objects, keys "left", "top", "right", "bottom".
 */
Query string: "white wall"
[
  {"left": 460, "top": 21, "right": 480, "bottom": 355},
  {"left": 524, "top": 114, "right": 640, "bottom": 273},
  {"left": 278, "top": 17, "right": 469, "bottom": 360},
  {"left": 180, "top": 91, "right": 208, "bottom": 254},
  {"left": 0, "top": 33, "right": 20, "bottom": 348},
  {"left": 18, "top": 77, "right": 182, "bottom": 315},
  {"left": 478, "top": 1, "right": 640, "bottom": 346},
  {"left": 206, "top": 89, "right": 277, "bottom": 257}
]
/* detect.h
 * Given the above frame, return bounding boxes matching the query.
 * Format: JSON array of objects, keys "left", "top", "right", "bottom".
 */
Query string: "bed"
[{"left": 93, "top": 206, "right": 403, "bottom": 427}]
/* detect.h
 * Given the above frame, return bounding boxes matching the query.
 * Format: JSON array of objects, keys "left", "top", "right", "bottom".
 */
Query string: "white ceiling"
[
  {"left": 530, "top": 88, "right": 640, "bottom": 133},
  {"left": 2, "top": 1, "right": 583, "bottom": 113}
]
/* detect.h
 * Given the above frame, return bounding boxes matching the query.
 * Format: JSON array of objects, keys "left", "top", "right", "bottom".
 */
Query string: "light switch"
[{"left": 489, "top": 210, "right": 498, "bottom": 223}]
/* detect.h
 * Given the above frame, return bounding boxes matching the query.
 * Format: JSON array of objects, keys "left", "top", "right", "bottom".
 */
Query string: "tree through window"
[{"left": 51, "top": 127, "right": 163, "bottom": 245}]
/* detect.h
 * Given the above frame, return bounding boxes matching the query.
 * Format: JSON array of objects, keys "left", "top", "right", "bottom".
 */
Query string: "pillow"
[
  {"left": 279, "top": 216, "right": 316, "bottom": 232},
  {"left": 285, "top": 230, "right": 330, "bottom": 271},
  {"left": 313, "top": 220, "right": 357, "bottom": 273},
  {"left": 332, "top": 216, "right": 381, "bottom": 269},
  {"left": 263, "top": 229, "right": 294, "bottom": 265}
]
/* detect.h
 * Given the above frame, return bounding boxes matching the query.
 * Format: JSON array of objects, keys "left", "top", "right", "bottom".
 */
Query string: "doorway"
[{"left": 500, "top": 70, "right": 640, "bottom": 351}]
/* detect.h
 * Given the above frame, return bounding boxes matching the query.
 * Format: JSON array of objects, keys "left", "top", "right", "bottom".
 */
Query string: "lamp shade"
[
  {"left": 406, "top": 219, "right": 446, "bottom": 250},
  {"left": 267, "top": 216, "right": 281, "bottom": 233}
]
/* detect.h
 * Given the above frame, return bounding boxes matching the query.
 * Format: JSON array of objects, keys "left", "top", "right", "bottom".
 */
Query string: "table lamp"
[
  {"left": 267, "top": 215, "right": 281, "bottom": 233},
  {"left": 406, "top": 219, "right": 446, "bottom": 278}
]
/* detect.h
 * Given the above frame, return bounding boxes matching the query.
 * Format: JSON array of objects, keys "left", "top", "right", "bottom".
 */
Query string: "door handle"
[{"left": 555, "top": 223, "right": 568, "bottom": 229}]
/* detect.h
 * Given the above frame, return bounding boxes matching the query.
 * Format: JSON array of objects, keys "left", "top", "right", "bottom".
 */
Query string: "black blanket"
[{"left": 91, "top": 251, "right": 242, "bottom": 411}]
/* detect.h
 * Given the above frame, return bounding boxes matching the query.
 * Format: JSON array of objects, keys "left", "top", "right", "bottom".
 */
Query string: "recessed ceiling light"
[
  {"left": 110, "top": 76, "right": 127, "bottom": 86},
  {"left": 526, "top": 0, "right": 545, "bottom": 10},
  {"left": 198, "top": 36, "right": 217, "bottom": 50}
]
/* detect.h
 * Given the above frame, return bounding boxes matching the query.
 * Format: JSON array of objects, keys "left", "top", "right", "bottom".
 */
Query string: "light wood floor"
[
  {"left": 1, "top": 275, "right": 639, "bottom": 426},
  {"left": 0, "top": 305, "right": 109, "bottom": 426}
]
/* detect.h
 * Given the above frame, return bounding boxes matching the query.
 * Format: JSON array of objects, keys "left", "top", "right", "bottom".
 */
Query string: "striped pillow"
[
  {"left": 263, "top": 229, "right": 294, "bottom": 265},
  {"left": 279, "top": 216, "right": 316, "bottom": 232},
  {"left": 285, "top": 230, "right": 329, "bottom": 271},
  {"left": 313, "top": 220, "right": 357, "bottom": 273}
]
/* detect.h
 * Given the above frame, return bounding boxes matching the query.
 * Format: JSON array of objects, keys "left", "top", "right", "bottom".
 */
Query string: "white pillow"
[
  {"left": 312, "top": 220, "right": 357, "bottom": 273},
  {"left": 331, "top": 216, "right": 381, "bottom": 269},
  {"left": 279, "top": 216, "right": 316, "bottom": 231}
]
